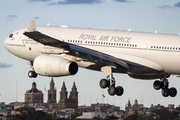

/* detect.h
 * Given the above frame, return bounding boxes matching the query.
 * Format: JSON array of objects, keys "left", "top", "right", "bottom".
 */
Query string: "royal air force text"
[{"left": 79, "top": 34, "right": 131, "bottom": 43}]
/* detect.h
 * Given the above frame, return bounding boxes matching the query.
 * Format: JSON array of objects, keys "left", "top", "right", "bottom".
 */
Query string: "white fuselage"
[{"left": 4, "top": 26, "right": 180, "bottom": 76}]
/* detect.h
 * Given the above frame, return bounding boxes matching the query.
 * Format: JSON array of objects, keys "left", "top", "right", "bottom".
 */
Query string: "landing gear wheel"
[
  {"left": 116, "top": 86, "right": 124, "bottom": 96},
  {"left": 28, "top": 71, "right": 33, "bottom": 78},
  {"left": 169, "top": 87, "right": 177, "bottom": 97},
  {"left": 153, "top": 80, "right": 162, "bottom": 90},
  {"left": 108, "top": 86, "right": 116, "bottom": 96},
  {"left": 33, "top": 72, "right": 37, "bottom": 78},
  {"left": 99, "top": 79, "right": 110, "bottom": 89},
  {"left": 162, "top": 88, "right": 170, "bottom": 97},
  {"left": 28, "top": 71, "right": 37, "bottom": 78}
]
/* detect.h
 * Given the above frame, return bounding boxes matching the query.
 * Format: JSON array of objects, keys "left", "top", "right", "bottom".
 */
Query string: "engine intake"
[{"left": 34, "top": 54, "right": 78, "bottom": 77}]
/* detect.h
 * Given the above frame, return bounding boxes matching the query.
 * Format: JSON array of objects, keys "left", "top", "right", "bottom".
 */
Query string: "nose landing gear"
[
  {"left": 27, "top": 61, "right": 38, "bottom": 78},
  {"left": 28, "top": 71, "right": 37, "bottom": 78}
]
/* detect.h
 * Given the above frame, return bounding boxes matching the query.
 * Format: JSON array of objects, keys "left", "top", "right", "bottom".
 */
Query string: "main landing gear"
[
  {"left": 153, "top": 75, "right": 177, "bottom": 97},
  {"left": 99, "top": 75, "right": 124, "bottom": 96},
  {"left": 27, "top": 61, "right": 38, "bottom": 78},
  {"left": 99, "top": 66, "right": 124, "bottom": 96}
]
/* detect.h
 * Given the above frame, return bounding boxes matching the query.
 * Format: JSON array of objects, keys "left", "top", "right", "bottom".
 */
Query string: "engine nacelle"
[{"left": 34, "top": 54, "right": 78, "bottom": 77}]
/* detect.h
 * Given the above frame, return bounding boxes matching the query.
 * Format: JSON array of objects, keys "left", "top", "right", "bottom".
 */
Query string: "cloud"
[
  {"left": 158, "top": 2, "right": 180, "bottom": 9},
  {"left": 0, "top": 63, "right": 13, "bottom": 68},
  {"left": 158, "top": 5, "right": 172, "bottom": 9},
  {"left": 49, "top": 0, "right": 103, "bottom": 5},
  {"left": 27, "top": 0, "right": 52, "bottom": 2},
  {"left": 34, "top": 17, "right": 40, "bottom": 19},
  {"left": 7, "top": 15, "right": 18, "bottom": 19},
  {"left": 113, "top": 0, "right": 131, "bottom": 2},
  {"left": 175, "top": 2, "right": 180, "bottom": 7}
]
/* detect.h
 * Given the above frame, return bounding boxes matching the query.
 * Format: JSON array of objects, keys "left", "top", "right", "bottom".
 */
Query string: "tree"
[
  {"left": 67, "top": 112, "right": 81, "bottom": 120},
  {"left": 105, "top": 115, "right": 119, "bottom": 120},
  {"left": 14, "top": 106, "right": 52, "bottom": 120},
  {"left": 92, "top": 116, "right": 102, "bottom": 120},
  {"left": 151, "top": 108, "right": 175, "bottom": 120}
]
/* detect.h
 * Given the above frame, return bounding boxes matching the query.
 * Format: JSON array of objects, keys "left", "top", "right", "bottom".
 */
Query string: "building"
[
  {"left": 78, "top": 103, "right": 120, "bottom": 113},
  {"left": 24, "top": 82, "right": 43, "bottom": 103},
  {"left": 47, "top": 78, "right": 57, "bottom": 104},
  {"left": 58, "top": 82, "right": 78, "bottom": 111}
]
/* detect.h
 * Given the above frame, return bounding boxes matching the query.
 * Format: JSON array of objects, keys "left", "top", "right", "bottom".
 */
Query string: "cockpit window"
[{"left": 9, "top": 34, "right": 13, "bottom": 38}]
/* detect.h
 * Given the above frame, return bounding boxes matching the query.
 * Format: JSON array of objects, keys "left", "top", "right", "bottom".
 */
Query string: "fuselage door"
[{"left": 143, "top": 41, "right": 151, "bottom": 55}]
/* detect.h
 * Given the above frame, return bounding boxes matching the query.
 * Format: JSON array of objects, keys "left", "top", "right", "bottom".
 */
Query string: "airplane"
[{"left": 4, "top": 20, "right": 180, "bottom": 97}]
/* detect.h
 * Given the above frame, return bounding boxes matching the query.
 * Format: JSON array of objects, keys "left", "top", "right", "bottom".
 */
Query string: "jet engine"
[{"left": 33, "top": 54, "right": 78, "bottom": 77}]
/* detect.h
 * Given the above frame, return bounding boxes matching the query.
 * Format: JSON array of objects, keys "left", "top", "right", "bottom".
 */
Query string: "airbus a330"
[{"left": 4, "top": 20, "right": 180, "bottom": 97}]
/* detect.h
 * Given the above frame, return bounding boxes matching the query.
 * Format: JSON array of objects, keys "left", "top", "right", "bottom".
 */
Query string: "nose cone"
[{"left": 3, "top": 38, "right": 9, "bottom": 50}]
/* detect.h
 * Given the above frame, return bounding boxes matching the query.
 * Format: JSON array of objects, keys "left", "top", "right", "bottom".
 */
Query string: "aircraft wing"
[{"left": 24, "top": 20, "right": 130, "bottom": 70}]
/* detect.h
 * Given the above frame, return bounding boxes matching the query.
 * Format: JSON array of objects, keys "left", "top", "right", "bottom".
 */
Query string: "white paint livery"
[{"left": 4, "top": 20, "right": 180, "bottom": 97}]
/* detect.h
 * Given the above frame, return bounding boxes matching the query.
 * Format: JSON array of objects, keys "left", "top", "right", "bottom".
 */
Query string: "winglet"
[{"left": 27, "top": 20, "right": 37, "bottom": 32}]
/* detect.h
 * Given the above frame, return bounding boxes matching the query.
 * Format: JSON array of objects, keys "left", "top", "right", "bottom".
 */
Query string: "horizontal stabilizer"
[{"left": 27, "top": 20, "right": 37, "bottom": 32}]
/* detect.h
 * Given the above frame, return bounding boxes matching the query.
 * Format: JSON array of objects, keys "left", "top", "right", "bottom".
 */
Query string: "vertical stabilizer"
[{"left": 27, "top": 20, "right": 37, "bottom": 32}]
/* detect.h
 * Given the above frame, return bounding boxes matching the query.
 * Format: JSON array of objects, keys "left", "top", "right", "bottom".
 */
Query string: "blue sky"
[{"left": 1, "top": 0, "right": 180, "bottom": 110}]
